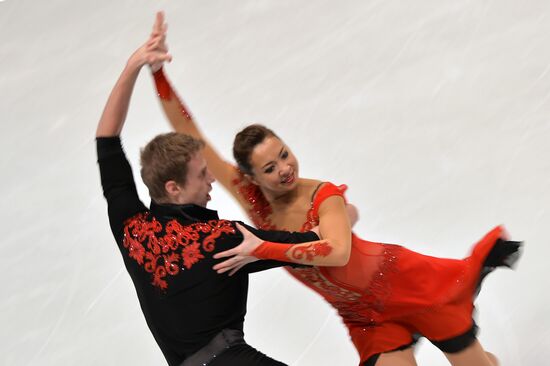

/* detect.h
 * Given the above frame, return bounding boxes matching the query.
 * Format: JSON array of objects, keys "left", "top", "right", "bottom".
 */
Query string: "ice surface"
[{"left": 1, "top": 1, "right": 548, "bottom": 365}]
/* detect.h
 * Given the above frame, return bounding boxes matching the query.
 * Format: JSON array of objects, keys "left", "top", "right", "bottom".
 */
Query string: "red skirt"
[{"left": 286, "top": 226, "right": 520, "bottom": 364}]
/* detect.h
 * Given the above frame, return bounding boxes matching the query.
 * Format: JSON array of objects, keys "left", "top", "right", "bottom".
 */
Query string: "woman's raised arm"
[{"left": 152, "top": 67, "right": 239, "bottom": 191}]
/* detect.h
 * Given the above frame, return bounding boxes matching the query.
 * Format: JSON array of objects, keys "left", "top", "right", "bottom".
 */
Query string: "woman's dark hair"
[{"left": 233, "top": 124, "right": 278, "bottom": 175}]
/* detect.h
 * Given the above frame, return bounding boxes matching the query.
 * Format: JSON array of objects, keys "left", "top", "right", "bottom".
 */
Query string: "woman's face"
[{"left": 248, "top": 136, "right": 299, "bottom": 192}]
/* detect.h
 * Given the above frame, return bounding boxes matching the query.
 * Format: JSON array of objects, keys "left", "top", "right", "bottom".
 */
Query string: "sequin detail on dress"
[
  {"left": 231, "top": 172, "right": 276, "bottom": 230},
  {"left": 231, "top": 176, "right": 513, "bottom": 363},
  {"left": 239, "top": 179, "right": 400, "bottom": 327},
  {"left": 123, "top": 212, "right": 235, "bottom": 289},
  {"left": 287, "top": 243, "right": 400, "bottom": 327}
]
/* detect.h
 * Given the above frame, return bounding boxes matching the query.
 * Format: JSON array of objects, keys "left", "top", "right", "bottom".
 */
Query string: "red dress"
[
  {"left": 233, "top": 178, "right": 518, "bottom": 365},
  {"left": 151, "top": 70, "right": 519, "bottom": 364}
]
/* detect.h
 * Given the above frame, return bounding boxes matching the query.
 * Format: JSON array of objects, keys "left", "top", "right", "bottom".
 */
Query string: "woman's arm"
[
  {"left": 150, "top": 16, "right": 272, "bottom": 217},
  {"left": 229, "top": 221, "right": 320, "bottom": 275},
  {"left": 152, "top": 68, "right": 240, "bottom": 192},
  {"left": 213, "top": 195, "right": 352, "bottom": 272}
]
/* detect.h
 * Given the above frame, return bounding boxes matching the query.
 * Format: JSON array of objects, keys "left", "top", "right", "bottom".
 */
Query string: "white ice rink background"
[{"left": 1, "top": 1, "right": 549, "bottom": 365}]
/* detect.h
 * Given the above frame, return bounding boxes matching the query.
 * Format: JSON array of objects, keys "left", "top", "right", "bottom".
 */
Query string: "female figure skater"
[{"left": 149, "top": 13, "right": 520, "bottom": 366}]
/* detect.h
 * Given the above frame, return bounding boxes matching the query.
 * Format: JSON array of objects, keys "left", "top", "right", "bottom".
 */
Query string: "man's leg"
[{"left": 209, "top": 343, "right": 287, "bottom": 366}]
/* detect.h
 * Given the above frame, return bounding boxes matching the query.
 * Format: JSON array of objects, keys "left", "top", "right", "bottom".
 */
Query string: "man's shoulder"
[
  {"left": 121, "top": 213, "right": 238, "bottom": 290},
  {"left": 123, "top": 211, "right": 236, "bottom": 234}
]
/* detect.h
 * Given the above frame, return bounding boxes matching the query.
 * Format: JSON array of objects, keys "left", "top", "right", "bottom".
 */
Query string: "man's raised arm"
[
  {"left": 96, "top": 12, "right": 171, "bottom": 137},
  {"left": 96, "top": 13, "right": 172, "bottom": 236}
]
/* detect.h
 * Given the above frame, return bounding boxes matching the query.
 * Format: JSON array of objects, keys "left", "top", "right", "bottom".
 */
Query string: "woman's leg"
[
  {"left": 444, "top": 340, "right": 498, "bottom": 366},
  {"left": 375, "top": 347, "right": 417, "bottom": 366}
]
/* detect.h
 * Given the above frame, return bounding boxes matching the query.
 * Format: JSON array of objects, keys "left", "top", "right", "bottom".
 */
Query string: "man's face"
[{"left": 175, "top": 152, "right": 215, "bottom": 207}]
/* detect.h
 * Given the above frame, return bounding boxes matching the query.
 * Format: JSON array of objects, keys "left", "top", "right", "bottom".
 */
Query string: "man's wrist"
[{"left": 125, "top": 56, "right": 145, "bottom": 74}]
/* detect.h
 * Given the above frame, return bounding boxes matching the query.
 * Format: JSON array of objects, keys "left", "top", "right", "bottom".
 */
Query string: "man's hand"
[
  {"left": 346, "top": 203, "right": 359, "bottom": 227},
  {"left": 96, "top": 12, "right": 171, "bottom": 138},
  {"left": 213, "top": 223, "right": 262, "bottom": 275}
]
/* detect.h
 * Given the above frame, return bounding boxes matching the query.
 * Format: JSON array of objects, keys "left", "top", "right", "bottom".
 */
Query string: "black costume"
[{"left": 97, "top": 137, "right": 319, "bottom": 365}]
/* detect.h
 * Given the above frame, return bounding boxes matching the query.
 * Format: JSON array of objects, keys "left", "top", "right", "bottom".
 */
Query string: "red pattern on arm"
[
  {"left": 251, "top": 241, "right": 290, "bottom": 262},
  {"left": 290, "top": 241, "right": 332, "bottom": 261},
  {"left": 252, "top": 240, "right": 333, "bottom": 263},
  {"left": 152, "top": 67, "right": 193, "bottom": 120}
]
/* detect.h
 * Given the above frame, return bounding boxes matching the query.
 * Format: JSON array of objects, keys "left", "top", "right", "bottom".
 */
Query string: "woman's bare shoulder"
[{"left": 300, "top": 178, "right": 324, "bottom": 187}]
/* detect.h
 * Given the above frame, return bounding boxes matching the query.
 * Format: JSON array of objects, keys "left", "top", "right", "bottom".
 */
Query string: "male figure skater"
[{"left": 96, "top": 15, "right": 319, "bottom": 366}]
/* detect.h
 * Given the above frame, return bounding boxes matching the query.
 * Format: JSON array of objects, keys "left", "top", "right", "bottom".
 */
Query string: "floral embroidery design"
[
  {"left": 181, "top": 243, "right": 204, "bottom": 269},
  {"left": 290, "top": 241, "right": 333, "bottom": 261},
  {"left": 123, "top": 212, "right": 235, "bottom": 290}
]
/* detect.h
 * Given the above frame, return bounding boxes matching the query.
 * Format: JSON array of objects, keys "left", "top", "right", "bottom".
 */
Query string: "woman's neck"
[{"left": 261, "top": 179, "right": 306, "bottom": 209}]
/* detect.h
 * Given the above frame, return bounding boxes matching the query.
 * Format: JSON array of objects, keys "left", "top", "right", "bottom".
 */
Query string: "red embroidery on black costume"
[
  {"left": 123, "top": 212, "right": 235, "bottom": 289},
  {"left": 181, "top": 243, "right": 204, "bottom": 269},
  {"left": 291, "top": 241, "right": 332, "bottom": 261}
]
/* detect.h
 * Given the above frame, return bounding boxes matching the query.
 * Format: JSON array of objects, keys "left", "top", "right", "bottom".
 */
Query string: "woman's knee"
[
  {"left": 375, "top": 347, "right": 417, "bottom": 366},
  {"left": 444, "top": 340, "right": 496, "bottom": 366}
]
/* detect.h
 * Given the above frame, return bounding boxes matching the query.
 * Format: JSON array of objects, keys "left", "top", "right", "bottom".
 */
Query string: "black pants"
[
  {"left": 209, "top": 343, "right": 287, "bottom": 366},
  {"left": 181, "top": 329, "right": 286, "bottom": 366}
]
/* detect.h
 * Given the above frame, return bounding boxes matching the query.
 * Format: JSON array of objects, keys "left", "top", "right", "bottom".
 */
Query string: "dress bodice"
[{"left": 231, "top": 174, "right": 394, "bottom": 326}]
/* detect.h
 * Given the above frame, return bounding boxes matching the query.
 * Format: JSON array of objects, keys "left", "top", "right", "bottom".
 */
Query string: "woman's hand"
[
  {"left": 213, "top": 223, "right": 262, "bottom": 275},
  {"left": 127, "top": 12, "right": 171, "bottom": 71},
  {"left": 148, "top": 11, "right": 169, "bottom": 72}
]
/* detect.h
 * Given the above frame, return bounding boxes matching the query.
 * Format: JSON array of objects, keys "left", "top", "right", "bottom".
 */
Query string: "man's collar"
[{"left": 150, "top": 201, "right": 220, "bottom": 222}]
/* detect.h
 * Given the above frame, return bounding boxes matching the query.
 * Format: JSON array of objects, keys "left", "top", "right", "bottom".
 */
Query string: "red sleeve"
[
  {"left": 152, "top": 67, "right": 192, "bottom": 120},
  {"left": 311, "top": 182, "right": 348, "bottom": 218}
]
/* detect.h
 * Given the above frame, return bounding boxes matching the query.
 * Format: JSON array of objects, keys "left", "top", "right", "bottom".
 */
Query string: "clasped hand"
[{"left": 128, "top": 11, "right": 171, "bottom": 71}]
